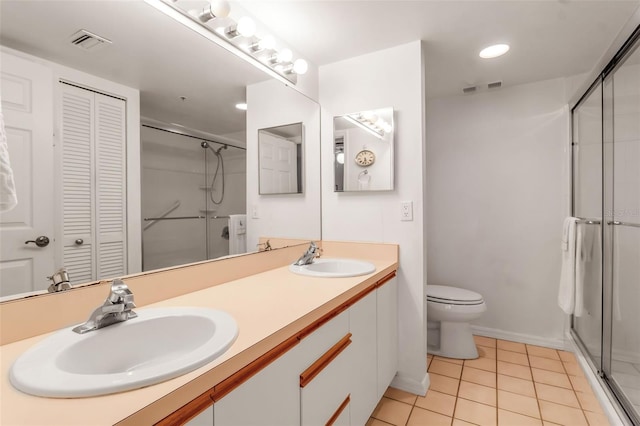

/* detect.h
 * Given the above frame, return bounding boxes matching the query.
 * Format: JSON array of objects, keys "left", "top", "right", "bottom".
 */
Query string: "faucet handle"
[{"left": 107, "top": 279, "right": 134, "bottom": 304}]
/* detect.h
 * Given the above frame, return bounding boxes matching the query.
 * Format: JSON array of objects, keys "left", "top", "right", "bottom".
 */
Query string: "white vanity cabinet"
[
  {"left": 184, "top": 406, "right": 213, "bottom": 426},
  {"left": 376, "top": 275, "right": 398, "bottom": 399}
]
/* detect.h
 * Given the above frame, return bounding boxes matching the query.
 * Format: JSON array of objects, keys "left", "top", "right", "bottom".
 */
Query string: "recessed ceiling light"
[
  {"left": 235, "top": 103, "right": 247, "bottom": 111},
  {"left": 479, "top": 44, "right": 510, "bottom": 59}
]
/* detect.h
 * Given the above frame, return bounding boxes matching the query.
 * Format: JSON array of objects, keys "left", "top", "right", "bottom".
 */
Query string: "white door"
[
  {"left": 259, "top": 133, "right": 297, "bottom": 194},
  {"left": 0, "top": 51, "right": 54, "bottom": 297}
]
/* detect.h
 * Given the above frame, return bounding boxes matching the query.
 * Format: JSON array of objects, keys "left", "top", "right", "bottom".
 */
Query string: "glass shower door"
[
  {"left": 605, "top": 39, "right": 640, "bottom": 421},
  {"left": 572, "top": 81, "right": 604, "bottom": 369}
]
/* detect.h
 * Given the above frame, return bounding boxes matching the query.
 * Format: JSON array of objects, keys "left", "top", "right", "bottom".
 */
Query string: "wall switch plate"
[
  {"left": 251, "top": 205, "right": 259, "bottom": 219},
  {"left": 401, "top": 201, "right": 413, "bottom": 221}
]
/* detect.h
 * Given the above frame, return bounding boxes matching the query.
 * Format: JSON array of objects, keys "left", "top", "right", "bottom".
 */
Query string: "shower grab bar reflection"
[
  {"left": 575, "top": 217, "right": 601, "bottom": 225},
  {"left": 143, "top": 200, "right": 181, "bottom": 231},
  {"left": 144, "top": 216, "right": 206, "bottom": 221},
  {"left": 608, "top": 220, "right": 640, "bottom": 229},
  {"left": 211, "top": 215, "right": 231, "bottom": 219}
]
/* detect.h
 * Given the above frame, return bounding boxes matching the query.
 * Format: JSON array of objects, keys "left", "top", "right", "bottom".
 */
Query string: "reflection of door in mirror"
[
  {"left": 0, "top": 52, "right": 55, "bottom": 297},
  {"left": 258, "top": 123, "right": 304, "bottom": 195}
]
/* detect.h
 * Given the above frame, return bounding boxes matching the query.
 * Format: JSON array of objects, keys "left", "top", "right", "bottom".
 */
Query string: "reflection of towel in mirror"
[
  {"left": 0, "top": 109, "right": 18, "bottom": 212},
  {"left": 558, "top": 217, "right": 578, "bottom": 314},
  {"left": 574, "top": 223, "right": 597, "bottom": 317},
  {"left": 228, "top": 214, "right": 246, "bottom": 255},
  {"left": 221, "top": 225, "right": 229, "bottom": 240}
]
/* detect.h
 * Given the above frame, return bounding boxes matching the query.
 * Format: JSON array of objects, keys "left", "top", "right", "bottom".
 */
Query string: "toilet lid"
[{"left": 427, "top": 285, "right": 484, "bottom": 305}]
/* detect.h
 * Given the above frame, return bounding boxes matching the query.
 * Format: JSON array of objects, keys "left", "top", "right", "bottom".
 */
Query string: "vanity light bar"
[
  {"left": 344, "top": 114, "right": 385, "bottom": 139},
  {"left": 145, "top": 0, "right": 306, "bottom": 86}
]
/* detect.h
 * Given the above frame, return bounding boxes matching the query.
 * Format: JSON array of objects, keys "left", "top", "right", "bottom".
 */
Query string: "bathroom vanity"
[{"left": 0, "top": 241, "right": 398, "bottom": 425}]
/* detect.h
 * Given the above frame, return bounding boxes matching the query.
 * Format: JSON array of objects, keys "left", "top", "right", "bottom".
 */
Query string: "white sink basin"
[
  {"left": 10, "top": 307, "right": 238, "bottom": 398},
  {"left": 289, "top": 258, "right": 376, "bottom": 278}
]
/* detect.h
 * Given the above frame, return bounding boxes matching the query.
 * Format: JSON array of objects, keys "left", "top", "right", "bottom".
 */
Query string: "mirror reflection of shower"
[{"left": 201, "top": 141, "right": 227, "bottom": 205}]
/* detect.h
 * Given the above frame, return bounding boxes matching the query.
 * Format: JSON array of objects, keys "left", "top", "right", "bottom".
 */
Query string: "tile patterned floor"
[{"left": 367, "top": 336, "right": 611, "bottom": 426}]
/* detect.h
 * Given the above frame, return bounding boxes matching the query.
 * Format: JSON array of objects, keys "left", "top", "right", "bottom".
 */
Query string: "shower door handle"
[{"left": 25, "top": 236, "right": 50, "bottom": 247}]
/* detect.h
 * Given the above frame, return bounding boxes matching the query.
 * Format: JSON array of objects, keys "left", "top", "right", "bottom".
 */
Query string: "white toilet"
[{"left": 426, "top": 285, "right": 487, "bottom": 359}]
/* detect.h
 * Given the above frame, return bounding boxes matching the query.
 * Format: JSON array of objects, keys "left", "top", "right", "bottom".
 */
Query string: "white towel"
[
  {"left": 0, "top": 109, "right": 18, "bottom": 212},
  {"left": 228, "top": 214, "right": 246, "bottom": 255},
  {"left": 558, "top": 217, "right": 578, "bottom": 314}
]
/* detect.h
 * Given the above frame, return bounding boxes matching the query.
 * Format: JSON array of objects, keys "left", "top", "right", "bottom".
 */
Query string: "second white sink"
[
  {"left": 10, "top": 307, "right": 238, "bottom": 398},
  {"left": 289, "top": 258, "right": 376, "bottom": 278}
]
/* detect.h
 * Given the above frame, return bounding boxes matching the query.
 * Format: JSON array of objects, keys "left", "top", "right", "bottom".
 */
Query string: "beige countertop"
[{"left": 0, "top": 242, "right": 398, "bottom": 426}]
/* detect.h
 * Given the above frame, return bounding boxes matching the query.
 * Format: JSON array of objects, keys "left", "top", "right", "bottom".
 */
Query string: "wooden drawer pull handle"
[
  {"left": 326, "top": 394, "right": 350, "bottom": 426},
  {"left": 300, "top": 333, "right": 352, "bottom": 388}
]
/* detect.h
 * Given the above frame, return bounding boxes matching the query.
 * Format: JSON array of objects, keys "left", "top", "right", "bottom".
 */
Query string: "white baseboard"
[
  {"left": 471, "top": 325, "right": 568, "bottom": 350},
  {"left": 390, "top": 372, "right": 430, "bottom": 396}
]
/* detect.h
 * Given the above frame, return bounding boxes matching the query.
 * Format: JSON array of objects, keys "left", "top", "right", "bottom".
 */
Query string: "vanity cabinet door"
[
  {"left": 349, "top": 290, "right": 378, "bottom": 426},
  {"left": 184, "top": 405, "right": 213, "bottom": 426},
  {"left": 377, "top": 275, "right": 398, "bottom": 399}
]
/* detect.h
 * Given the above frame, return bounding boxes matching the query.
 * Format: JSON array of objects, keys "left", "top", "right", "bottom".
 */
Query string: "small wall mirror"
[
  {"left": 258, "top": 123, "right": 304, "bottom": 195},
  {"left": 333, "top": 107, "right": 394, "bottom": 192}
]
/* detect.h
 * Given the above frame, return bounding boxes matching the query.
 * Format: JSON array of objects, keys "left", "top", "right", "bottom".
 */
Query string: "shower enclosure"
[
  {"left": 140, "top": 125, "right": 246, "bottom": 271},
  {"left": 572, "top": 26, "right": 640, "bottom": 424}
]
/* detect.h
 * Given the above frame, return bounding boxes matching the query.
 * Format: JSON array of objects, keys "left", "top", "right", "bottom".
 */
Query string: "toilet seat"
[{"left": 427, "top": 285, "right": 484, "bottom": 306}]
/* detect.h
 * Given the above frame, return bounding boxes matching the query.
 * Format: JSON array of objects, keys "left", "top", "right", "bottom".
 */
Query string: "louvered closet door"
[
  {"left": 60, "top": 84, "right": 127, "bottom": 283},
  {"left": 94, "top": 93, "right": 126, "bottom": 280},
  {"left": 60, "top": 85, "right": 96, "bottom": 283}
]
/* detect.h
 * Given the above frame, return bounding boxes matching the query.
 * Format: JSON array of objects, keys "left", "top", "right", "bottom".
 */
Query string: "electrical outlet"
[
  {"left": 251, "top": 205, "right": 259, "bottom": 219},
  {"left": 401, "top": 201, "right": 413, "bottom": 221}
]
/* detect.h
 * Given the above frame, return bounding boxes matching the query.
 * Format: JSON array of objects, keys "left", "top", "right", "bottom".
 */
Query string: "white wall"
[
  {"left": 426, "top": 77, "right": 571, "bottom": 348},
  {"left": 246, "top": 79, "right": 321, "bottom": 248},
  {"left": 320, "top": 41, "right": 428, "bottom": 394}
]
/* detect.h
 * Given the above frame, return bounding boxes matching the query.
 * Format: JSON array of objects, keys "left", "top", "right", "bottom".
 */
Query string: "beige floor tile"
[
  {"left": 535, "top": 382, "right": 580, "bottom": 408},
  {"left": 497, "top": 374, "right": 536, "bottom": 398},
  {"left": 497, "top": 340, "right": 527, "bottom": 354},
  {"left": 371, "top": 397, "right": 413, "bottom": 426},
  {"left": 429, "top": 359, "right": 463, "bottom": 379},
  {"left": 543, "top": 422, "right": 563, "bottom": 426},
  {"left": 498, "top": 360, "right": 533, "bottom": 380},
  {"left": 478, "top": 345, "right": 497, "bottom": 359},
  {"left": 558, "top": 350, "right": 578, "bottom": 364},
  {"left": 584, "top": 410, "right": 611, "bottom": 426},
  {"left": 563, "top": 361, "right": 586, "bottom": 377},
  {"left": 570, "top": 375, "right": 593, "bottom": 393},
  {"left": 429, "top": 372, "right": 460, "bottom": 396},
  {"left": 427, "top": 357, "right": 432, "bottom": 370},
  {"left": 532, "top": 368, "right": 572, "bottom": 389},
  {"left": 453, "top": 419, "right": 478, "bottom": 426},
  {"left": 435, "top": 355, "right": 464, "bottom": 365},
  {"left": 576, "top": 390, "right": 604, "bottom": 413},
  {"left": 462, "top": 366, "right": 497, "bottom": 388},
  {"left": 474, "top": 335, "right": 497, "bottom": 348},
  {"left": 529, "top": 355, "right": 565, "bottom": 373},
  {"left": 455, "top": 398, "right": 497, "bottom": 426},
  {"left": 498, "top": 349, "right": 530, "bottom": 366},
  {"left": 498, "top": 409, "right": 543, "bottom": 426},
  {"left": 415, "top": 389, "right": 456, "bottom": 417},
  {"left": 498, "top": 389, "right": 541, "bottom": 418},
  {"left": 458, "top": 380, "right": 497, "bottom": 406},
  {"left": 407, "top": 406, "right": 452, "bottom": 426},
  {"left": 526, "top": 345, "right": 560, "bottom": 360},
  {"left": 465, "top": 356, "right": 497, "bottom": 373},
  {"left": 427, "top": 353, "right": 434, "bottom": 359},
  {"left": 384, "top": 387, "right": 418, "bottom": 405},
  {"left": 539, "top": 400, "right": 588, "bottom": 425},
  {"left": 366, "top": 418, "right": 393, "bottom": 426}
]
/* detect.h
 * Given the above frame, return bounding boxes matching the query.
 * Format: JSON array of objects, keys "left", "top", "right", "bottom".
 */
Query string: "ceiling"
[{"left": 1, "top": 0, "right": 638, "bottom": 139}]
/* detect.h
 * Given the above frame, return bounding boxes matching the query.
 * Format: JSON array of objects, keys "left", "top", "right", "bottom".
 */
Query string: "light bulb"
[
  {"left": 259, "top": 36, "right": 276, "bottom": 51},
  {"left": 235, "top": 103, "right": 247, "bottom": 111},
  {"left": 277, "top": 48, "right": 293, "bottom": 63},
  {"left": 292, "top": 59, "right": 308, "bottom": 75},
  {"left": 237, "top": 17, "right": 256, "bottom": 37},
  {"left": 479, "top": 44, "right": 510, "bottom": 59},
  {"left": 336, "top": 152, "right": 345, "bottom": 164},
  {"left": 199, "top": 0, "right": 230, "bottom": 22}
]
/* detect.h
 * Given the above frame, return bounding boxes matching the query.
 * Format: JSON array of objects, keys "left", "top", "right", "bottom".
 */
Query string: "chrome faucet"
[
  {"left": 293, "top": 241, "right": 322, "bottom": 266},
  {"left": 72, "top": 279, "right": 137, "bottom": 334},
  {"left": 47, "top": 268, "right": 71, "bottom": 293}
]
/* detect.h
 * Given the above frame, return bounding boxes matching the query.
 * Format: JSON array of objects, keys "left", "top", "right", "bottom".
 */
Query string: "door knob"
[
  {"left": 25, "top": 236, "right": 50, "bottom": 247},
  {"left": 75, "top": 239, "right": 84, "bottom": 245}
]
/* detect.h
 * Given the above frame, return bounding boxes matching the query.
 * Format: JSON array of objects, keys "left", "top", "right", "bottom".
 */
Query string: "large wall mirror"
[
  {"left": 333, "top": 107, "right": 394, "bottom": 192},
  {"left": 0, "top": 1, "right": 320, "bottom": 301},
  {"left": 258, "top": 123, "right": 304, "bottom": 195}
]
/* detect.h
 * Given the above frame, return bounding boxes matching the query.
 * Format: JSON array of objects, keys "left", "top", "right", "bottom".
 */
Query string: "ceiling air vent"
[
  {"left": 69, "top": 29, "right": 112, "bottom": 51},
  {"left": 462, "top": 86, "right": 477, "bottom": 94},
  {"left": 487, "top": 81, "right": 502, "bottom": 89}
]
